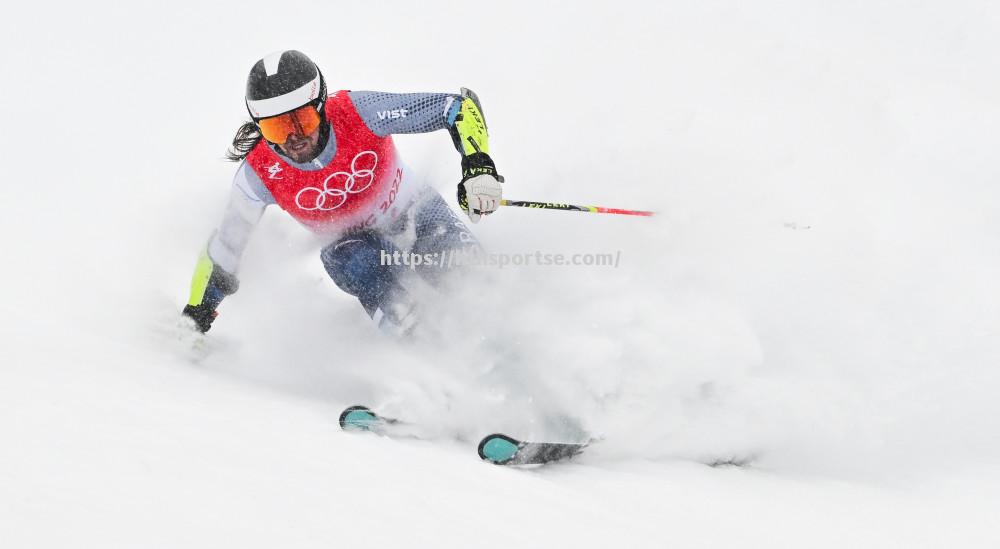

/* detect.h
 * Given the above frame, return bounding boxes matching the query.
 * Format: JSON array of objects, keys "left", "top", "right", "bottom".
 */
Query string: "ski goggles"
[{"left": 256, "top": 104, "right": 322, "bottom": 144}]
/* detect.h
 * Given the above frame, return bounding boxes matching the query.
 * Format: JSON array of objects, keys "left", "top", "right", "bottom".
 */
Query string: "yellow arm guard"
[
  {"left": 451, "top": 90, "right": 490, "bottom": 156},
  {"left": 186, "top": 248, "right": 239, "bottom": 307},
  {"left": 187, "top": 250, "right": 216, "bottom": 306}
]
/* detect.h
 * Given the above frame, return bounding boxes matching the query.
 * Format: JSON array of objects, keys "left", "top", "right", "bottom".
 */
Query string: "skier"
[{"left": 181, "top": 50, "right": 503, "bottom": 335}]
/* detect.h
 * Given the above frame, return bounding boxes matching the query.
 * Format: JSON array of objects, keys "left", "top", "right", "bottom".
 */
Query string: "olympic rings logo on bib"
[{"left": 295, "top": 151, "right": 378, "bottom": 211}]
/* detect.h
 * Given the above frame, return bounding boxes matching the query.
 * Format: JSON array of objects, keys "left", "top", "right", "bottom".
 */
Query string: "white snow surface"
[{"left": 3, "top": 1, "right": 1000, "bottom": 547}]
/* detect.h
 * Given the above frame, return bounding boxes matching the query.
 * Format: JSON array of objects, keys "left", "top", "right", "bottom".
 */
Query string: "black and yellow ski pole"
[{"left": 500, "top": 199, "right": 655, "bottom": 217}]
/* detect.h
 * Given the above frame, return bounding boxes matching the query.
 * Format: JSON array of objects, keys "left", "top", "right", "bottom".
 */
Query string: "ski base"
[{"left": 478, "top": 433, "right": 587, "bottom": 465}]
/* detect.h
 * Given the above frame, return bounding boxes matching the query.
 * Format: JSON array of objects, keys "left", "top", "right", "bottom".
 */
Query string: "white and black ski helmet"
[{"left": 245, "top": 50, "right": 327, "bottom": 121}]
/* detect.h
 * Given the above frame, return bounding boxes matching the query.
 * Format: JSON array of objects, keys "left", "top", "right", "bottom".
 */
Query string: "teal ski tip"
[
  {"left": 478, "top": 433, "right": 523, "bottom": 464},
  {"left": 339, "top": 405, "right": 380, "bottom": 431}
]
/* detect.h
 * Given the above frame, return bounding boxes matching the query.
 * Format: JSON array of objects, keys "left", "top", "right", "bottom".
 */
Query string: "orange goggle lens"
[{"left": 257, "top": 104, "right": 322, "bottom": 144}]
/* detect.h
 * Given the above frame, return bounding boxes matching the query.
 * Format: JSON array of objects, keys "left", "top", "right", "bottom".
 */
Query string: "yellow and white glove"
[{"left": 458, "top": 153, "right": 503, "bottom": 223}]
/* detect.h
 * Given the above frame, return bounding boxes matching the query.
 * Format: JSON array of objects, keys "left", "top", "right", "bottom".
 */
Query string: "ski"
[
  {"left": 338, "top": 405, "right": 399, "bottom": 433},
  {"left": 477, "top": 433, "right": 588, "bottom": 465},
  {"left": 341, "top": 407, "right": 589, "bottom": 465}
]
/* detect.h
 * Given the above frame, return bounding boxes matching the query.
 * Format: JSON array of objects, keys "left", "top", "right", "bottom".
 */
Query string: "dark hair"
[{"left": 226, "top": 121, "right": 263, "bottom": 162}]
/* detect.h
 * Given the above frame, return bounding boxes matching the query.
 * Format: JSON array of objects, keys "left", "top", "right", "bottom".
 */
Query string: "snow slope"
[{"left": 2, "top": 1, "right": 999, "bottom": 547}]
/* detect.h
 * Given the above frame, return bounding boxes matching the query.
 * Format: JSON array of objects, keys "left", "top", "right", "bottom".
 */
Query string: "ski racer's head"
[{"left": 244, "top": 50, "right": 328, "bottom": 163}]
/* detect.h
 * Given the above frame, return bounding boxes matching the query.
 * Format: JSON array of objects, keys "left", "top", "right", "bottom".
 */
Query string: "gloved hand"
[
  {"left": 182, "top": 303, "right": 219, "bottom": 333},
  {"left": 457, "top": 152, "right": 503, "bottom": 223}
]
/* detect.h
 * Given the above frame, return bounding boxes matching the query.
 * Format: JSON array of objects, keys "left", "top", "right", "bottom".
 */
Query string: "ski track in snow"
[{"left": 2, "top": 1, "right": 1000, "bottom": 547}]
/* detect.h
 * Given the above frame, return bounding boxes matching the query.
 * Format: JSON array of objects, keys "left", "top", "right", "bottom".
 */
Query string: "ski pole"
[{"left": 500, "top": 199, "right": 656, "bottom": 217}]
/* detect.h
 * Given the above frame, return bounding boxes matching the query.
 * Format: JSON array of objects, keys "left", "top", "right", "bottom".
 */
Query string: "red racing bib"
[{"left": 246, "top": 91, "right": 408, "bottom": 236}]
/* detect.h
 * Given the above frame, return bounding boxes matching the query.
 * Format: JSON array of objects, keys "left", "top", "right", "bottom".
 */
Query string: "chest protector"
[{"left": 246, "top": 91, "right": 409, "bottom": 236}]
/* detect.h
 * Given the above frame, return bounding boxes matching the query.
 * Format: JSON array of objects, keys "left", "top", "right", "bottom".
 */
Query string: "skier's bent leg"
[
  {"left": 320, "top": 231, "right": 416, "bottom": 335},
  {"left": 410, "top": 190, "right": 481, "bottom": 287}
]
